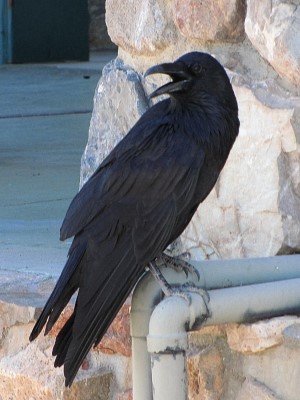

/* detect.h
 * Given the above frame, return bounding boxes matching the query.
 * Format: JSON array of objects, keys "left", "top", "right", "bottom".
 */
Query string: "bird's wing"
[{"left": 60, "top": 108, "right": 205, "bottom": 243}]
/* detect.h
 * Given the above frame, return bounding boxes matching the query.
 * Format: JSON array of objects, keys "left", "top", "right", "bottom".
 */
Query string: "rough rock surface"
[
  {"left": 187, "top": 327, "right": 225, "bottom": 400},
  {"left": 245, "top": 0, "right": 300, "bottom": 86},
  {"left": 172, "top": 0, "right": 246, "bottom": 42},
  {"left": 0, "top": 340, "right": 113, "bottom": 400},
  {"left": 236, "top": 378, "right": 281, "bottom": 400},
  {"left": 80, "top": 58, "right": 149, "bottom": 186},
  {"left": 47, "top": 302, "right": 131, "bottom": 357},
  {"left": 0, "top": 298, "right": 130, "bottom": 400},
  {"left": 182, "top": 81, "right": 300, "bottom": 259},
  {"left": 226, "top": 316, "right": 300, "bottom": 353},
  {"left": 186, "top": 320, "right": 300, "bottom": 400},
  {"left": 243, "top": 344, "right": 300, "bottom": 400},
  {"left": 106, "top": 0, "right": 177, "bottom": 56}
]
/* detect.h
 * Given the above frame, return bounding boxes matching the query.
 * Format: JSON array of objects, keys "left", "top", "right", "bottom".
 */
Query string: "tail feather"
[
  {"left": 29, "top": 238, "right": 85, "bottom": 342},
  {"left": 53, "top": 312, "right": 75, "bottom": 368},
  {"left": 53, "top": 231, "right": 143, "bottom": 387},
  {"left": 63, "top": 257, "right": 141, "bottom": 386}
]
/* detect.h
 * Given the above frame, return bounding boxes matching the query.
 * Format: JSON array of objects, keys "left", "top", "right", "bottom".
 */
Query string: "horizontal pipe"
[
  {"left": 202, "top": 277, "right": 300, "bottom": 327},
  {"left": 131, "top": 255, "right": 300, "bottom": 400},
  {"left": 147, "top": 277, "right": 300, "bottom": 352},
  {"left": 190, "top": 254, "right": 300, "bottom": 289}
]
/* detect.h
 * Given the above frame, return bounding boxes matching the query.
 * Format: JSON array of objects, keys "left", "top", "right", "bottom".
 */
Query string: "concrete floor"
[{"left": 0, "top": 51, "right": 116, "bottom": 291}]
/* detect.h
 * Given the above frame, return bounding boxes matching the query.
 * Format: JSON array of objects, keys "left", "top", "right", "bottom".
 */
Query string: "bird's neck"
[{"left": 170, "top": 96, "right": 238, "bottom": 156}]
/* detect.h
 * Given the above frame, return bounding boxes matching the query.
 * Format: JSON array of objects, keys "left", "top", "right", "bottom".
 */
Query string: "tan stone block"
[
  {"left": 95, "top": 304, "right": 131, "bottom": 357},
  {"left": 47, "top": 302, "right": 131, "bottom": 357},
  {"left": 190, "top": 325, "right": 226, "bottom": 338},
  {"left": 106, "top": 0, "right": 176, "bottom": 55},
  {"left": 172, "top": 0, "right": 246, "bottom": 42},
  {"left": 187, "top": 345, "right": 224, "bottom": 400},
  {"left": 0, "top": 322, "right": 34, "bottom": 358},
  {"left": 48, "top": 304, "right": 74, "bottom": 338},
  {"left": 182, "top": 83, "right": 300, "bottom": 259},
  {"left": 245, "top": 0, "right": 300, "bottom": 86},
  {"left": 243, "top": 345, "right": 300, "bottom": 400},
  {"left": 0, "top": 339, "right": 113, "bottom": 400},
  {"left": 0, "top": 300, "right": 35, "bottom": 337},
  {"left": 236, "top": 378, "right": 281, "bottom": 400},
  {"left": 63, "top": 373, "right": 113, "bottom": 400},
  {"left": 116, "top": 390, "right": 133, "bottom": 400},
  {"left": 226, "top": 316, "right": 300, "bottom": 353},
  {"left": 0, "top": 375, "right": 54, "bottom": 400}
]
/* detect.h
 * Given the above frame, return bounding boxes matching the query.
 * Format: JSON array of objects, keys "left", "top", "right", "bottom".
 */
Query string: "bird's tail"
[{"left": 30, "top": 229, "right": 143, "bottom": 387}]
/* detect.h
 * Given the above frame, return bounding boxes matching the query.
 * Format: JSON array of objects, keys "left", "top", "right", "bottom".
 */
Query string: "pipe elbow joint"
[{"left": 147, "top": 293, "right": 208, "bottom": 354}]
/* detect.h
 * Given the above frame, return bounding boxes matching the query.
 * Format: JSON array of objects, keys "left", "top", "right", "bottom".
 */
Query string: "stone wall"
[
  {"left": 2, "top": 294, "right": 300, "bottom": 400},
  {"left": 82, "top": 0, "right": 300, "bottom": 260},
  {"left": 1, "top": 1, "right": 300, "bottom": 400}
]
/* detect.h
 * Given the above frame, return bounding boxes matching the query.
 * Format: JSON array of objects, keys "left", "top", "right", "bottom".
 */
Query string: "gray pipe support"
[{"left": 131, "top": 255, "right": 300, "bottom": 400}]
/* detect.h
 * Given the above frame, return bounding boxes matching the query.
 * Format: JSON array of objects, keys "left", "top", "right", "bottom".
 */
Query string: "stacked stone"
[{"left": 82, "top": 0, "right": 300, "bottom": 259}]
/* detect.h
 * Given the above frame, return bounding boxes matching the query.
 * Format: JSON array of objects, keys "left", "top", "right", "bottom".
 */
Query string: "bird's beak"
[{"left": 144, "top": 62, "right": 190, "bottom": 99}]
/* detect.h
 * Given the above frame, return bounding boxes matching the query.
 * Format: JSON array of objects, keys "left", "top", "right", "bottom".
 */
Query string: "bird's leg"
[
  {"left": 148, "top": 260, "right": 210, "bottom": 314},
  {"left": 148, "top": 261, "right": 191, "bottom": 303},
  {"left": 157, "top": 252, "right": 200, "bottom": 280},
  {"left": 148, "top": 259, "right": 211, "bottom": 318}
]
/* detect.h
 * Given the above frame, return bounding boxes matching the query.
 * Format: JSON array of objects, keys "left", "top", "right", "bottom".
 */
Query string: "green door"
[
  {"left": 12, "top": 0, "right": 89, "bottom": 63},
  {"left": 0, "top": 0, "right": 12, "bottom": 63}
]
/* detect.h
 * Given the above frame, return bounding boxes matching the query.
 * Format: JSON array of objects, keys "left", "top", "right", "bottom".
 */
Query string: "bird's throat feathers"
[{"left": 169, "top": 94, "right": 239, "bottom": 157}]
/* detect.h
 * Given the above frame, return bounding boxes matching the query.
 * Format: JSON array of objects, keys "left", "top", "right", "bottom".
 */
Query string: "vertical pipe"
[
  {"left": 151, "top": 352, "right": 186, "bottom": 400},
  {"left": 132, "top": 336, "right": 152, "bottom": 400},
  {"left": 147, "top": 295, "right": 207, "bottom": 400}
]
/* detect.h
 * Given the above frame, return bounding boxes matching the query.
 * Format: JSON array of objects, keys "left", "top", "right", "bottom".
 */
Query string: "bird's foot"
[
  {"left": 156, "top": 252, "right": 200, "bottom": 280},
  {"left": 148, "top": 261, "right": 210, "bottom": 314}
]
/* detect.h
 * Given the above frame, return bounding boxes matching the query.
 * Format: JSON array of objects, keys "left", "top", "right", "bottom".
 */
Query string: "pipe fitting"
[{"left": 147, "top": 293, "right": 208, "bottom": 353}]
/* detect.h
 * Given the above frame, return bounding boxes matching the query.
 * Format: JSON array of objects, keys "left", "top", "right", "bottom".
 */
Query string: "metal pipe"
[
  {"left": 203, "top": 277, "right": 300, "bottom": 326},
  {"left": 147, "top": 294, "right": 207, "bottom": 400},
  {"left": 131, "top": 273, "right": 161, "bottom": 400},
  {"left": 147, "top": 278, "right": 300, "bottom": 400},
  {"left": 130, "top": 255, "right": 300, "bottom": 400},
  {"left": 190, "top": 254, "right": 300, "bottom": 289}
]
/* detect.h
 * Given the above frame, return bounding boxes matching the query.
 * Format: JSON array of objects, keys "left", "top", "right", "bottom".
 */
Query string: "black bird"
[{"left": 29, "top": 51, "right": 239, "bottom": 386}]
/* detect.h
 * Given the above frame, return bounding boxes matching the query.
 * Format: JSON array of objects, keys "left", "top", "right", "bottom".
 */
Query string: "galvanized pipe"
[
  {"left": 191, "top": 254, "right": 300, "bottom": 289},
  {"left": 131, "top": 255, "right": 300, "bottom": 400},
  {"left": 147, "top": 278, "right": 300, "bottom": 400},
  {"left": 147, "top": 294, "right": 207, "bottom": 400}
]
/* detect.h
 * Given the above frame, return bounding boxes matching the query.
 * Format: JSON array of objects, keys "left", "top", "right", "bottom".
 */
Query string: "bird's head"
[{"left": 144, "top": 51, "right": 237, "bottom": 111}]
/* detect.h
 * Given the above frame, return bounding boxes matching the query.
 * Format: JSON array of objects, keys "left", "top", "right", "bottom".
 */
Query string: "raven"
[{"left": 29, "top": 51, "right": 239, "bottom": 386}]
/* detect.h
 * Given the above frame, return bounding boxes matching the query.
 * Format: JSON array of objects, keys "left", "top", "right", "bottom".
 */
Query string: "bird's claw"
[
  {"left": 181, "top": 281, "right": 210, "bottom": 304},
  {"left": 148, "top": 260, "right": 210, "bottom": 321},
  {"left": 163, "top": 282, "right": 210, "bottom": 318},
  {"left": 158, "top": 253, "right": 200, "bottom": 281}
]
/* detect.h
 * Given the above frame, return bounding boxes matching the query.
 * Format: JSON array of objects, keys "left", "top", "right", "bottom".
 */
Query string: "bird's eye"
[{"left": 191, "top": 63, "right": 205, "bottom": 76}]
